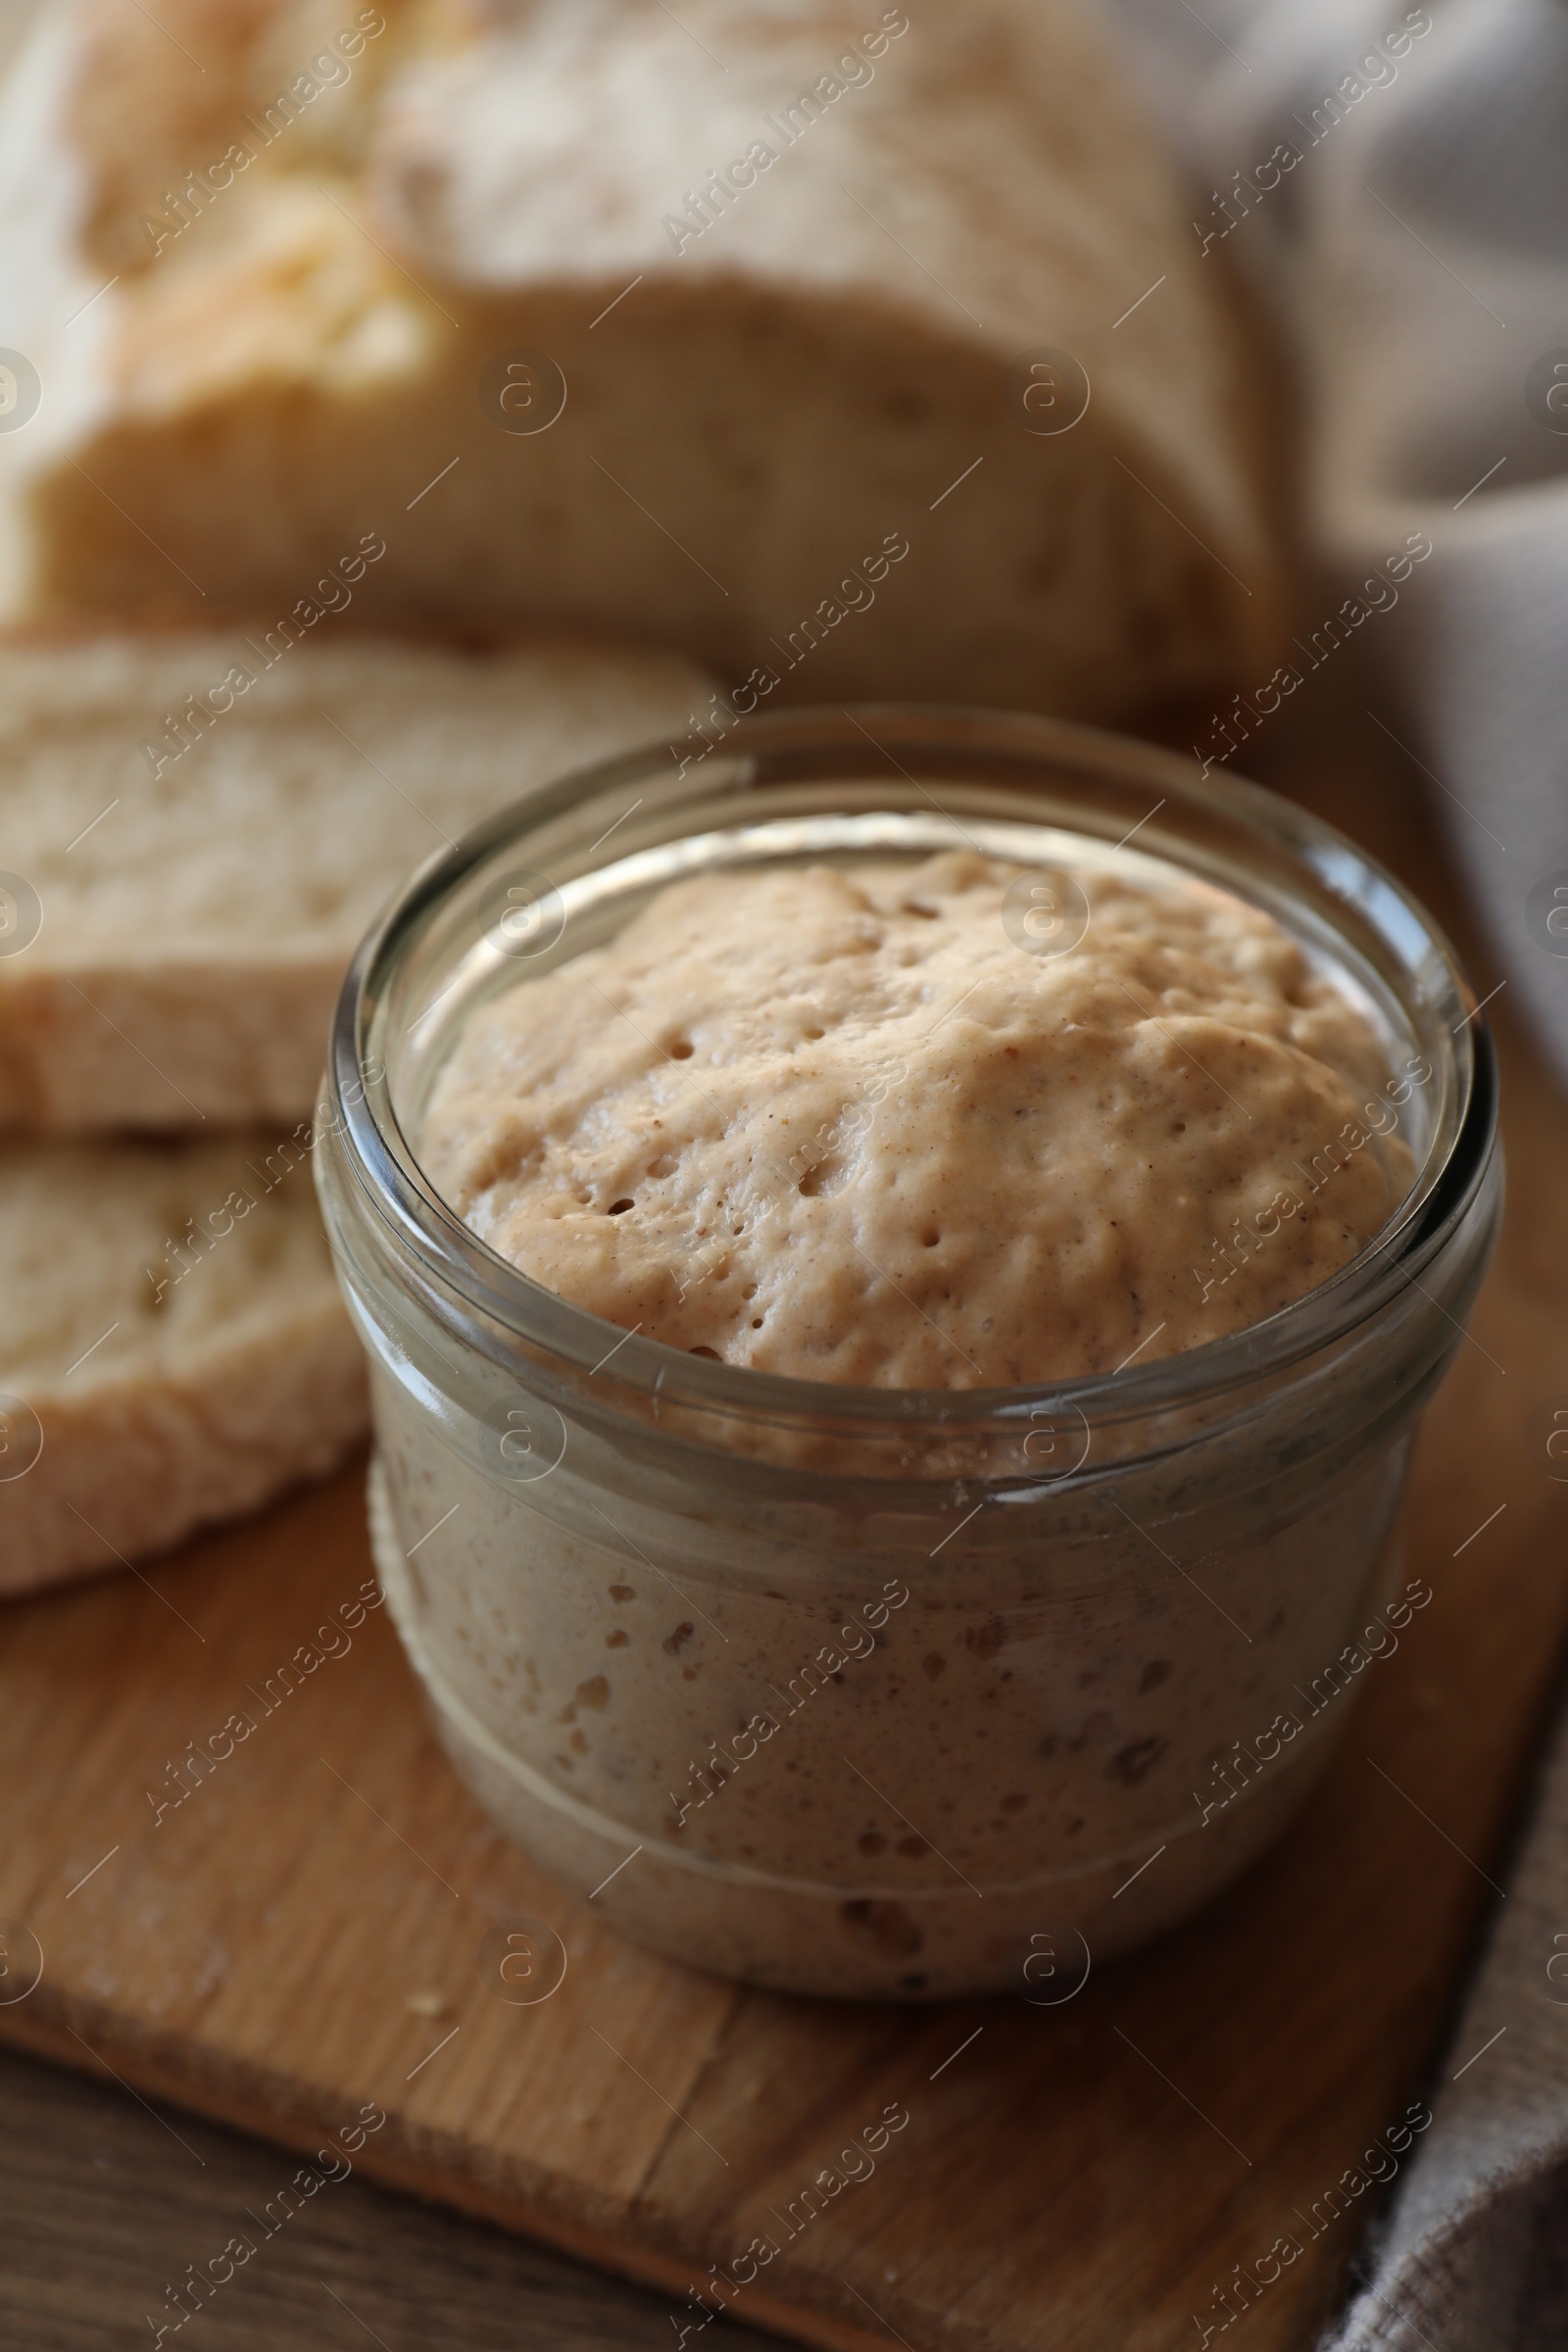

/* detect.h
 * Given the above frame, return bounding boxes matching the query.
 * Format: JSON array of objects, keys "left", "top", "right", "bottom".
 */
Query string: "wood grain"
[
  {"left": 0, "top": 2039, "right": 782, "bottom": 2351},
  {"left": 2, "top": 691, "right": 1566, "bottom": 2352}
]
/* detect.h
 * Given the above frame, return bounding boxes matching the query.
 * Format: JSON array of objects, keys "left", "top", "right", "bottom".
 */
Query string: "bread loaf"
[
  {"left": 0, "top": 1131, "right": 366, "bottom": 1595},
  {"left": 0, "top": 0, "right": 1281, "bottom": 725},
  {"left": 0, "top": 629, "right": 710, "bottom": 1130}
]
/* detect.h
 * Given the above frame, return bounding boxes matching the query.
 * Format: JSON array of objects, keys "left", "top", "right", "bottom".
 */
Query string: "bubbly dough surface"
[{"left": 419, "top": 853, "right": 1410, "bottom": 1388}]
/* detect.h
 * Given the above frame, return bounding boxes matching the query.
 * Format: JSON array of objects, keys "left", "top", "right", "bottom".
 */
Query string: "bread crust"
[
  {"left": 3, "top": 0, "right": 1285, "bottom": 722},
  {"left": 69, "top": 0, "right": 281, "bottom": 275}
]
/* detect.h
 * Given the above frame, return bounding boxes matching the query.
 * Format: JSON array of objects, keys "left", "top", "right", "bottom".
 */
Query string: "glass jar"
[{"left": 317, "top": 708, "right": 1499, "bottom": 2001}]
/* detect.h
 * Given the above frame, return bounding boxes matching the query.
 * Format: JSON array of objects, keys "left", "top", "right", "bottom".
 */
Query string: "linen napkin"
[{"left": 1326, "top": 1703, "right": 1568, "bottom": 2351}]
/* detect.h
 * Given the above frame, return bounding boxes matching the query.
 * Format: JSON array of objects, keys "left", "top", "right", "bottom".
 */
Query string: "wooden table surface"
[
  {"left": 3, "top": 657, "right": 1561, "bottom": 2350},
  {"left": 0, "top": 2039, "right": 780, "bottom": 2352}
]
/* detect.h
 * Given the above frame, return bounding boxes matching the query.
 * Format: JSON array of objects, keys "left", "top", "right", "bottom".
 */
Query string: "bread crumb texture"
[
  {"left": 1, "top": 1134, "right": 332, "bottom": 1392},
  {"left": 0, "top": 1131, "right": 367, "bottom": 1593},
  {"left": 420, "top": 854, "right": 1411, "bottom": 1388}
]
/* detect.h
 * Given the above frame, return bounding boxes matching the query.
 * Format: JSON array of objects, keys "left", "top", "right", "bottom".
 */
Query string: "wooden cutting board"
[{"left": 3, "top": 716, "right": 1567, "bottom": 2352}]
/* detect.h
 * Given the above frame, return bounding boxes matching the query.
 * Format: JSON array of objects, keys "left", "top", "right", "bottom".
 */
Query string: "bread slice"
[
  {"left": 0, "top": 629, "right": 710, "bottom": 1131},
  {"left": 0, "top": 0, "right": 1282, "bottom": 727},
  {"left": 0, "top": 1130, "right": 366, "bottom": 1596}
]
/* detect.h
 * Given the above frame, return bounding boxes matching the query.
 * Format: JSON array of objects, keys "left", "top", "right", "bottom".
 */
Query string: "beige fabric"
[
  {"left": 0, "top": 629, "right": 709, "bottom": 1130},
  {"left": 0, "top": 0, "right": 1283, "bottom": 725},
  {"left": 1326, "top": 1699, "right": 1568, "bottom": 2351},
  {"left": 0, "top": 1130, "right": 367, "bottom": 1595}
]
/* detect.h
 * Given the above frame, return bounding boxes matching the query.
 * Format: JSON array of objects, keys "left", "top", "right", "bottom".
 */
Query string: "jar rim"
[{"left": 325, "top": 702, "right": 1497, "bottom": 1441}]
